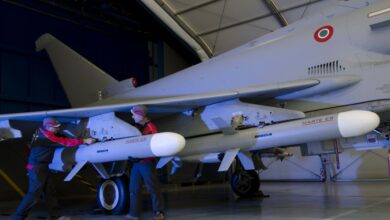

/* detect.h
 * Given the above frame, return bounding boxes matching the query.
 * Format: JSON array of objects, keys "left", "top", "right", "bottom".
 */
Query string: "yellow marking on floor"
[
  {"left": 76, "top": 174, "right": 97, "bottom": 192},
  {"left": 0, "top": 168, "right": 25, "bottom": 197}
]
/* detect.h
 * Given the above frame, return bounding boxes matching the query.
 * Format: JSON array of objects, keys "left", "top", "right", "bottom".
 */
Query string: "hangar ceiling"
[
  {"left": 140, "top": 0, "right": 331, "bottom": 60},
  {"left": 8, "top": 0, "right": 358, "bottom": 63},
  {"left": 6, "top": 0, "right": 369, "bottom": 63},
  {"left": 3, "top": 0, "right": 202, "bottom": 64}
]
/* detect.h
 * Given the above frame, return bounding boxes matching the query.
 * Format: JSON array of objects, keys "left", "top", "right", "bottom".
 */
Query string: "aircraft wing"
[{"left": 0, "top": 79, "right": 318, "bottom": 121}]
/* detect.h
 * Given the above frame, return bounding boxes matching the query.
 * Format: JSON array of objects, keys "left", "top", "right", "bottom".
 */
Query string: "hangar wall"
[
  {"left": 0, "top": 1, "right": 150, "bottom": 203},
  {"left": 163, "top": 42, "right": 194, "bottom": 76},
  {"left": 259, "top": 148, "right": 389, "bottom": 182},
  {"left": 0, "top": 1, "right": 149, "bottom": 114}
]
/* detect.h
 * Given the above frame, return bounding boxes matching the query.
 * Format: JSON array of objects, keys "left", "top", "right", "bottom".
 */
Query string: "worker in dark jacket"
[
  {"left": 12, "top": 117, "right": 96, "bottom": 220},
  {"left": 124, "top": 105, "right": 165, "bottom": 220}
]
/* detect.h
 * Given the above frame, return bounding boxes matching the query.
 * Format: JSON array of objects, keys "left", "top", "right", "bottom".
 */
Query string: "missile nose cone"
[
  {"left": 338, "top": 110, "right": 380, "bottom": 138},
  {"left": 150, "top": 132, "right": 186, "bottom": 157}
]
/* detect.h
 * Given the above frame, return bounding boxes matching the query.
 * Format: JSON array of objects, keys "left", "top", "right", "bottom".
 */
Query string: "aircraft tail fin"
[{"left": 35, "top": 33, "right": 118, "bottom": 107}]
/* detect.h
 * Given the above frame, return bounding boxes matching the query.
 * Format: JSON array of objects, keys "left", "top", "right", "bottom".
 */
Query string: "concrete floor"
[{"left": 2, "top": 181, "right": 390, "bottom": 219}]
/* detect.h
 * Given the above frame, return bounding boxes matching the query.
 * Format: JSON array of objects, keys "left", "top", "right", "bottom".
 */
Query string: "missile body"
[
  {"left": 49, "top": 132, "right": 185, "bottom": 172},
  {"left": 179, "top": 110, "right": 380, "bottom": 157}
]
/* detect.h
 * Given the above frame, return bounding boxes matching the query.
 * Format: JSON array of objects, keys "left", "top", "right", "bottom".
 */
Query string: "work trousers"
[
  {"left": 12, "top": 165, "right": 59, "bottom": 220},
  {"left": 129, "top": 161, "right": 164, "bottom": 217}
]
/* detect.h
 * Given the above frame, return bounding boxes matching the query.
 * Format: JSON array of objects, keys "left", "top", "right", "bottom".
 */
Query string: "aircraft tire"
[
  {"left": 97, "top": 176, "right": 129, "bottom": 215},
  {"left": 230, "top": 170, "right": 260, "bottom": 197}
]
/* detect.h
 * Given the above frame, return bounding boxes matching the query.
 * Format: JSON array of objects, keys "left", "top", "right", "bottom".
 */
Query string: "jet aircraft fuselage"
[
  {"left": 107, "top": 0, "right": 390, "bottom": 116},
  {"left": 96, "top": 0, "right": 390, "bottom": 138},
  {"left": 1, "top": 0, "right": 389, "bottom": 211}
]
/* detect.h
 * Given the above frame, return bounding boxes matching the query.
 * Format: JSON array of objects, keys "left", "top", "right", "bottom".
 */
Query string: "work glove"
[{"left": 83, "top": 138, "right": 96, "bottom": 145}]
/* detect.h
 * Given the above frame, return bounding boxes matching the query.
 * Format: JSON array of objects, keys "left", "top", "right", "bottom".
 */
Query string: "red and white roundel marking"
[{"left": 314, "top": 25, "right": 334, "bottom": 43}]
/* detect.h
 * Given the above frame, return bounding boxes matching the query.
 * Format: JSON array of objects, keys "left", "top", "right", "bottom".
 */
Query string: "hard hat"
[
  {"left": 43, "top": 117, "right": 61, "bottom": 128},
  {"left": 131, "top": 105, "right": 147, "bottom": 117}
]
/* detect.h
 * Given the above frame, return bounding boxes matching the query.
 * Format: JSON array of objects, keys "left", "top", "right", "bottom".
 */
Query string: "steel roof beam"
[
  {"left": 198, "top": 0, "right": 321, "bottom": 36},
  {"left": 155, "top": 0, "right": 213, "bottom": 57},
  {"left": 176, "top": 0, "right": 221, "bottom": 15},
  {"left": 263, "top": 0, "right": 288, "bottom": 27}
]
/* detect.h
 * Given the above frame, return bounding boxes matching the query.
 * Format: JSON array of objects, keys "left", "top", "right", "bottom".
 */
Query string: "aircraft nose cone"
[
  {"left": 150, "top": 132, "right": 186, "bottom": 157},
  {"left": 337, "top": 110, "right": 380, "bottom": 138}
]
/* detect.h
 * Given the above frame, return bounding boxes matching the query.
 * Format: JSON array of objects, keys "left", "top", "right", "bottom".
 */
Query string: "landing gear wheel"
[
  {"left": 230, "top": 170, "right": 260, "bottom": 198},
  {"left": 97, "top": 176, "right": 129, "bottom": 215}
]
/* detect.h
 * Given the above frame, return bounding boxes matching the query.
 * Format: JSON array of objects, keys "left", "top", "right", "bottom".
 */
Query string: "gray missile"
[
  {"left": 49, "top": 132, "right": 185, "bottom": 181},
  {"left": 179, "top": 110, "right": 379, "bottom": 171}
]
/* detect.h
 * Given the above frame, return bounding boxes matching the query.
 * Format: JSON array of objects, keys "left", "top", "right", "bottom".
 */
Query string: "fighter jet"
[{"left": 1, "top": 0, "right": 390, "bottom": 214}]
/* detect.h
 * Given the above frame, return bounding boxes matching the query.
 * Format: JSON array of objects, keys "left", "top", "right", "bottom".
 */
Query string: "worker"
[
  {"left": 12, "top": 117, "right": 96, "bottom": 220},
  {"left": 124, "top": 105, "right": 165, "bottom": 220}
]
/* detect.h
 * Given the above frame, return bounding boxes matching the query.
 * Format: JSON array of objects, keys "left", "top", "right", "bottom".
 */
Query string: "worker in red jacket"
[
  {"left": 124, "top": 105, "right": 165, "bottom": 220},
  {"left": 13, "top": 117, "right": 96, "bottom": 220}
]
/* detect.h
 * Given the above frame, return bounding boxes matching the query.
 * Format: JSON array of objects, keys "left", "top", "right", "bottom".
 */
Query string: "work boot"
[
  {"left": 11, "top": 214, "right": 26, "bottom": 220},
  {"left": 153, "top": 211, "right": 165, "bottom": 220},
  {"left": 123, "top": 214, "right": 140, "bottom": 220}
]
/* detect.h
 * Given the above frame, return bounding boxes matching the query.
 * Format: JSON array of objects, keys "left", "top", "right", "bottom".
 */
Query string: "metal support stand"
[{"left": 320, "top": 154, "right": 335, "bottom": 182}]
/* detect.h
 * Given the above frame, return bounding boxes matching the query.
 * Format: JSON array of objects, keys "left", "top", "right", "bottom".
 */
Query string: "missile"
[
  {"left": 49, "top": 132, "right": 185, "bottom": 181},
  {"left": 179, "top": 110, "right": 379, "bottom": 171},
  {"left": 252, "top": 110, "right": 380, "bottom": 149}
]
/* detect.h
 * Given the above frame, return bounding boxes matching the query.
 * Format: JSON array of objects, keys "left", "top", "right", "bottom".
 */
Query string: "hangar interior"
[{"left": 0, "top": 0, "right": 390, "bottom": 219}]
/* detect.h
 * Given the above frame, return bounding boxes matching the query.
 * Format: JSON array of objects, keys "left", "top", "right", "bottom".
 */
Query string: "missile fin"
[
  {"left": 170, "top": 158, "right": 182, "bottom": 175},
  {"left": 237, "top": 152, "right": 255, "bottom": 170},
  {"left": 0, "top": 120, "right": 22, "bottom": 140},
  {"left": 212, "top": 117, "right": 236, "bottom": 135},
  {"left": 64, "top": 161, "right": 88, "bottom": 182},
  {"left": 218, "top": 148, "right": 240, "bottom": 172},
  {"left": 92, "top": 163, "right": 110, "bottom": 179},
  {"left": 170, "top": 166, "right": 178, "bottom": 175},
  {"left": 156, "top": 156, "right": 174, "bottom": 169}
]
